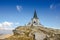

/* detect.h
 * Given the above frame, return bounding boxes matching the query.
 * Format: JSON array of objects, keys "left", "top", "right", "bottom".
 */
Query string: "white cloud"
[
  {"left": 0, "top": 21, "right": 20, "bottom": 30},
  {"left": 16, "top": 5, "right": 23, "bottom": 12},
  {"left": 3, "top": 21, "right": 13, "bottom": 27},
  {"left": 50, "top": 4, "right": 56, "bottom": 9},
  {"left": 50, "top": 4, "right": 53, "bottom": 9},
  {"left": 0, "top": 23, "right": 2, "bottom": 27},
  {"left": 50, "top": 3, "right": 60, "bottom": 9},
  {"left": 0, "top": 21, "right": 13, "bottom": 30}
]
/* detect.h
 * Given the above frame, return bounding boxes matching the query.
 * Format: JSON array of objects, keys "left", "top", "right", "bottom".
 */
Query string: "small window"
[{"left": 34, "top": 21, "right": 36, "bottom": 23}]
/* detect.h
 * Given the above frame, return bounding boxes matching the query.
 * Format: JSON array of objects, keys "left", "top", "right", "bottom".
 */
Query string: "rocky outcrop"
[{"left": 4, "top": 26, "right": 60, "bottom": 40}]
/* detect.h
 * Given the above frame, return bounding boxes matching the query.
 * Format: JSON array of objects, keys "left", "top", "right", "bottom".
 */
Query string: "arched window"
[{"left": 34, "top": 21, "right": 36, "bottom": 23}]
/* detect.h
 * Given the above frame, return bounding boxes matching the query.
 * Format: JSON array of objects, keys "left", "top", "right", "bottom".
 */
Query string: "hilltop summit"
[{"left": 4, "top": 10, "right": 60, "bottom": 40}]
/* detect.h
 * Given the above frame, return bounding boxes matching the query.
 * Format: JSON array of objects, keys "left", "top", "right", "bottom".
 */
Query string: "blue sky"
[{"left": 0, "top": 0, "right": 60, "bottom": 29}]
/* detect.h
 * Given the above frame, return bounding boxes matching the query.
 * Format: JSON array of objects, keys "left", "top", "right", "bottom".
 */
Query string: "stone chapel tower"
[{"left": 27, "top": 10, "right": 42, "bottom": 26}]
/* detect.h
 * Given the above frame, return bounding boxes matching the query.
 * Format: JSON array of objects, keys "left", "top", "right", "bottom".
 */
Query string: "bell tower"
[{"left": 27, "top": 10, "right": 42, "bottom": 26}]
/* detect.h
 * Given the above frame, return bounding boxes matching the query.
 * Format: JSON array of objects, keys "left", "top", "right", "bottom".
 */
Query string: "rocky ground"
[{"left": 2, "top": 26, "right": 60, "bottom": 40}]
